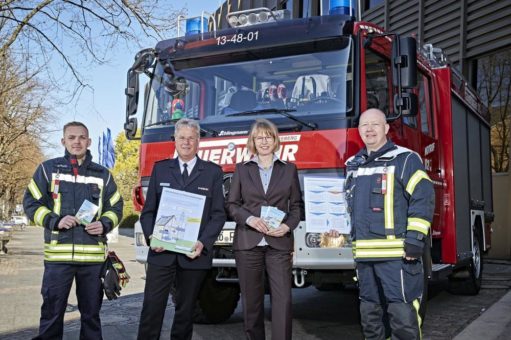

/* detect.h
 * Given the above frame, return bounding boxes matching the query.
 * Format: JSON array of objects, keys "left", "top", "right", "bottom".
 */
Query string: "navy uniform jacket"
[
  {"left": 23, "top": 150, "right": 123, "bottom": 264},
  {"left": 140, "top": 157, "right": 226, "bottom": 269},
  {"left": 346, "top": 141, "right": 435, "bottom": 261}
]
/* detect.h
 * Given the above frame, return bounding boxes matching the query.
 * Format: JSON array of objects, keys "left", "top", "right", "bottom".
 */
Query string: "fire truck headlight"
[
  {"left": 248, "top": 13, "right": 258, "bottom": 25},
  {"left": 227, "top": 9, "right": 290, "bottom": 28},
  {"left": 228, "top": 16, "right": 238, "bottom": 27},
  {"left": 258, "top": 11, "right": 269, "bottom": 22},
  {"left": 238, "top": 14, "right": 248, "bottom": 26}
]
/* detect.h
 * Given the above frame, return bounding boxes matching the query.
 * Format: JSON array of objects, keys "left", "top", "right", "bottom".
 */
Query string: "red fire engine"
[{"left": 124, "top": 5, "right": 493, "bottom": 323}]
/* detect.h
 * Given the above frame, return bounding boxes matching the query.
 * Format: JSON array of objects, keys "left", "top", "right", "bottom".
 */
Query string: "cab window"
[{"left": 365, "top": 48, "right": 390, "bottom": 114}]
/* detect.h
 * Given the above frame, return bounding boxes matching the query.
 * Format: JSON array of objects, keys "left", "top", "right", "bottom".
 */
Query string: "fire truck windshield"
[{"left": 143, "top": 37, "right": 352, "bottom": 132}]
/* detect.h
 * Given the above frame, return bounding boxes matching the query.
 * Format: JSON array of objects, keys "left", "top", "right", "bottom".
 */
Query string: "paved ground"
[
  {"left": 0, "top": 226, "right": 149, "bottom": 340},
  {"left": 0, "top": 226, "right": 364, "bottom": 339},
  {"left": 1, "top": 226, "right": 511, "bottom": 340}
]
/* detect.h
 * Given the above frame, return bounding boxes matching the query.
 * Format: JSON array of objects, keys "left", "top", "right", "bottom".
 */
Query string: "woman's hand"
[
  {"left": 266, "top": 223, "right": 290, "bottom": 238},
  {"left": 247, "top": 216, "right": 270, "bottom": 234}
]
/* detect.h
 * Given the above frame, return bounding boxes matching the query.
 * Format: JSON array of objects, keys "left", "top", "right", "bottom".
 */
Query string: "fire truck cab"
[{"left": 126, "top": 5, "right": 492, "bottom": 324}]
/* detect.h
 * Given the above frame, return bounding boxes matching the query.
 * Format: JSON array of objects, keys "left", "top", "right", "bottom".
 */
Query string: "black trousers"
[
  {"left": 137, "top": 262, "right": 207, "bottom": 340},
  {"left": 34, "top": 263, "right": 104, "bottom": 340}
]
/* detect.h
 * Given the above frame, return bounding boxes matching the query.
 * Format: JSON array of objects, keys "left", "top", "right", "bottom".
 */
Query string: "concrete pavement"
[
  {"left": 453, "top": 283, "right": 511, "bottom": 340},
  {"left": 1, "top": 226, "right": 510, "bottom": 339}
]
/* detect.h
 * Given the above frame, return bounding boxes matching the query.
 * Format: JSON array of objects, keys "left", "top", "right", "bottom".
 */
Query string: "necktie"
[{"left": 182, "top": 163, "right": 189, "bottom": 183}]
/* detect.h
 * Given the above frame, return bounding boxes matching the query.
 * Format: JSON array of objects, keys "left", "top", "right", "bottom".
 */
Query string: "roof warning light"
[{"left": 329, "top": 0, "right": 352, "bottom": 16}]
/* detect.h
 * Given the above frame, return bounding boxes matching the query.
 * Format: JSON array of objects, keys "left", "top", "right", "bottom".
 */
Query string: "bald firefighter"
[{"left": 331, "top": 109, "right": 434, "bottom": 339}]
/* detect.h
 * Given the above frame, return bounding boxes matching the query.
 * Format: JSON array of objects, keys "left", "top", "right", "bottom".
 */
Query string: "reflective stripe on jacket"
[
  {"left": 23, "top": 150, "right": 123, "bottom": 264},
  {"left": 345, "top": 141, "right": 434, "bottom": 261}
]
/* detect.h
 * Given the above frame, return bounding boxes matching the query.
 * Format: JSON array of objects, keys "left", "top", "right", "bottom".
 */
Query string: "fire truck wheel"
[
  {"left": 194, "top": 270, "right": 240, "bottom": 324},
  {"left": 448, "top": 228, "right": 483, "bottom": 295}
]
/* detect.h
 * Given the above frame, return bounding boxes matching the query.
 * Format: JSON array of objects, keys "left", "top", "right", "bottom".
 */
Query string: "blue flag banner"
[
  {"left": 98, "top": 136, "right": 103, "bottom": 166},
  {"left": 102, "top": 131, "right": 108, "bottom": 167},
  {"left": 104, "top": 128, "right": 116, "bottom": 169}
]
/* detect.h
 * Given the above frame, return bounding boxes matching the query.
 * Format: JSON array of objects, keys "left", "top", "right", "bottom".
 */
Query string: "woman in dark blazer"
[{"left": 226, "top": 118, "right": 304, "bottom": 340}]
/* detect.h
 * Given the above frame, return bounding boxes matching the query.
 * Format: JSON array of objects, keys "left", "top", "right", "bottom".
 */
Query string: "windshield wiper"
[
  {"left": 145, "top": 119, "right": 174, "bottom": 128},
  {"left": 145, "top": 118, "right": 218, "bottom": 137},
  {"left": 227, "top": 109, "right": 318, "bottom": 130},
  {"left": 199, "top": 126, "right": 218, "bottom": 137}
]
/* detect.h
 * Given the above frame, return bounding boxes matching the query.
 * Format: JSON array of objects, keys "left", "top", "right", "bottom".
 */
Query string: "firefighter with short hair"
[
  {"left": 332, "top": 108, "right": 434, "bottom": 339},
  {"left": 23, "top": 121, "right": 123, "bottom": 340}
]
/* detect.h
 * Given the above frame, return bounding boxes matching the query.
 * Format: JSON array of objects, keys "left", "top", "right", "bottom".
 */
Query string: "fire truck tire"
[
  {"left": 448, "top": 228, "right": 483, "bottom": 295},
  {"left": 194, "top": 270, "right": 240, "bottom": 324}
]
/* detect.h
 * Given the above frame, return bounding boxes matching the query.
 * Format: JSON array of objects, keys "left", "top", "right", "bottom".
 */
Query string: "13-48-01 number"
[{"left": 216, "top": 31, "right": 259, "bottom": 45}]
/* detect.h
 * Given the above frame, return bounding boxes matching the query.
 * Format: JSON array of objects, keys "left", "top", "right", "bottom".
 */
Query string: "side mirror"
[
  {"left": 124, "top": 117, "right": 138, "bottom": 140},
  {"left": 393, "top": 92, "right": 418, "bottom": 117},
  {"left": 392, "top": 37, "right": 417, "bottom": 89},
  {"left": 125, "top": 68, "right": 139, "bottom": 119},
  {"left": 124, "top": 68, "right": 141, "bottom": 141}
]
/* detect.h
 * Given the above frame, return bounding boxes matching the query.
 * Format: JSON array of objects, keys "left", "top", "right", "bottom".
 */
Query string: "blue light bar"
[
  {"left": 185, "top": 17, "right": 208, "bottom": 36},
  {"left": 329, "top": 0, "right": 351, "bottom": 16}
]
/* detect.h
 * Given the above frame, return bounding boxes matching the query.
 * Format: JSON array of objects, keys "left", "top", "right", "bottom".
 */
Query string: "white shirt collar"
[{"left": 178, "top": 156, "right": 197, "bottom": 174}]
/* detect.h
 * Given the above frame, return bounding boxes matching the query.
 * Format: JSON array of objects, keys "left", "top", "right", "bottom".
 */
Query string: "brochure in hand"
[
  {"left": 76, "top": 199, "right": 99, "bottom": 225},
  {"left": 150, "top": 188, "right": 206, "bottom": 255},
  {"left": 261, "top": 206, "right": 286, "bottom": 229}
]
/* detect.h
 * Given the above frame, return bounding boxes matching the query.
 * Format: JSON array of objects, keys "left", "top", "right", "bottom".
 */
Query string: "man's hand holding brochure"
[{"left": 150, "top": 188, "right": 206, "bottom": 256}]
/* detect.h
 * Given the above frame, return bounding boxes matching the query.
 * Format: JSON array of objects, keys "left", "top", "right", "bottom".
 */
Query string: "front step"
[{"left": 430, "top": 263, "right": 453, "bottom": 281}]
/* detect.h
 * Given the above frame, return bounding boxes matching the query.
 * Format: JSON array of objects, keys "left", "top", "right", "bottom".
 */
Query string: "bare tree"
[
  {"left": 476, "top": 50, "right": 511, "bottom": 173},
  {"left": 0, "top": 1, "right": 190, "bottom": 218},
  {"left": 0, "top": 135, "right": 44, "bottom": 219},
  {"left": 0, "top": 53, "right": 48, "bottom": 218},
  {"left": 0, "top": 54, "right": 48, "bottom": 162},
  {"left": 0, "top": 0, "right": 186, "bottom": 95}
]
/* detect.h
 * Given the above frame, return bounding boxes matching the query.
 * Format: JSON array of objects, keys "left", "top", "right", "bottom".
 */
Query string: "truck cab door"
[{"left": 415, "top": 73, "right": 443, "bottom": 240}]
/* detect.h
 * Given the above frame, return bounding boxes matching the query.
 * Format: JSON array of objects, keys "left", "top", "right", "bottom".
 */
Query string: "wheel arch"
[{"left": 470, "top": 210, "right": 486, "bottom": 251}]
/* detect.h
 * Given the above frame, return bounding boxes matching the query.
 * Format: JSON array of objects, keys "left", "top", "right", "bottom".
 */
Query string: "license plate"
[{"left": 216, "top": 230, "right": 235, "bottom": 245}]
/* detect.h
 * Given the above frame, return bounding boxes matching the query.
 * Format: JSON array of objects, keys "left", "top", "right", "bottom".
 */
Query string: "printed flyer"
[
  {"left": 150, "top": 188, "right": 206, "bottom": 254},
  {"left": 303, "top": 176, "right": 351, "bottom": 234}
]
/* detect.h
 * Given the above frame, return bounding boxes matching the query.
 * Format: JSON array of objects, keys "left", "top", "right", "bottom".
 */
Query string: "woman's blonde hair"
[{"left": 246, "top": 119, "right": 280, "bottom": 155}]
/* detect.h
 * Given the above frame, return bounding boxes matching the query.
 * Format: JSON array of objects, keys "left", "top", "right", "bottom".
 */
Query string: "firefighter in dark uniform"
[
  {"left": 23, "top": 121, "right": 123, "bottom": 340},
  {"left": 332, "top": 109, "right": 434, "bottom": 339}
]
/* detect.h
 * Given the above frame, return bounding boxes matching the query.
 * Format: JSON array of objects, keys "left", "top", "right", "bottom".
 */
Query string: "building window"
[{"left": 473, "top": 49, "right": 511, "bottom": 173}]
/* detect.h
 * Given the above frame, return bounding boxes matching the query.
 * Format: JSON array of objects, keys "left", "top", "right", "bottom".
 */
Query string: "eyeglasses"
[
  {"left": 254, "top": 136, "right": 274, "bottom": 143},
  {"left": 176, "top": 136, "right": 198, "bottom": 143}
]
